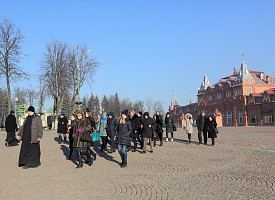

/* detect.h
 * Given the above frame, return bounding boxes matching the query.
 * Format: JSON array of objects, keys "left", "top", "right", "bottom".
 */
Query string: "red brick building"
[{"left": 169, "top": 60, "right": 275, "bottom": 127}]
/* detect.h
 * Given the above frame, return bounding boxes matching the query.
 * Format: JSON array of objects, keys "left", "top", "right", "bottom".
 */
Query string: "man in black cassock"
[
  {"left": 5, "top": 111, "right": 19, "bottom": 147},
  {"left": 17, "top": 106, "right": 43, "bottom": 169}
]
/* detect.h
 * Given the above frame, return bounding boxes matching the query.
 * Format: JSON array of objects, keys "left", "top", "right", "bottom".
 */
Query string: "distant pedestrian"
[
  {"left": 85, "top": 109, "right": 97, "bottom": 160},
  {"left": 107, "top": 112, "right": 118, "bottom": 153},
  {"left": 67, "top": 114, "right": 76, "bottom": 160},
  {"left": 142, "top": 112, "right": 156, "bottom": 153},
  {"left": 129, "top": 110, "right": 139, "bottom": 152},
  {"left": 115, "top": 110, "right": 132, "bottom": 168},
  {"left": 5, "top": 111, "right": 19, "bottom": 147},
  {"left": 165, "top": 112, "right": 174, "bottom": 142},
  {"left": 206, "top": 114, "right": 218, "bottom": 146},
  {"left": 17, "top": 106, "right": 43, "bottom": 169},
  {"left": 155, "top": 111, "right": 164, "bottom": 146},
  {"left": 97, "top": 112, "right": 108, "bottom": 152},
  {"left": 183, "top": 113, "right": 193, "bottom": 144},
  {"left": 73, "top": 111, "right": 93, "bottom": 168},
  {"left": 137, "top": 112, "right": 144, "bottom": 149},
  {"left": 57, "top": 114, "right": 68, "bottom": 144},
  {"left": 196, "top": 111, "right": 207, "bottom": 145}
]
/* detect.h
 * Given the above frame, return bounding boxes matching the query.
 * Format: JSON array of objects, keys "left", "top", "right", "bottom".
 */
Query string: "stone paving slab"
[{"left": 0, "top": 127, "right": 274, "bottom": 199}]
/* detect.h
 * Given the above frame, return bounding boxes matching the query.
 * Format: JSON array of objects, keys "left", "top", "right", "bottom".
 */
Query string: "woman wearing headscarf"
[
  {"left": 73, "top": 111, "right": 92, "bottom": 168},
  {"left": 206, "top": 114, "right": 218, "bottom": 146},
  {"left": 115, "top": 110, "right": 132, "bottom": 168},
  {"left": 97, "top": 111, "right": 108, "bottom": 152},
  {"left": 183, "top": 113, "right": 193, "bottom": 144}
]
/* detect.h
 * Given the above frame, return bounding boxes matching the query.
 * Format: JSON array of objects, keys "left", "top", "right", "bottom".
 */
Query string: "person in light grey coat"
[{"left": 183, "top": 113, "right": 193, "bottom": 144}]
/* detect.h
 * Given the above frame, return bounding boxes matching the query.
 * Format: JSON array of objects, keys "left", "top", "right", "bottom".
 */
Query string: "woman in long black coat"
[
  {"left": 5, "top": 111, "right": 18, "bottom": 147},
  {"left": 207, "top": 114, "right": 218, "bottom": 146},
  {"left": 142, "top": 112, "right": 156, "bottom": 153},
  {"left": 73, "top": 111, "right": 92, "bottom": 168},
  {"left": 165, "top": 112, "right": 174, "bottom": 142},
  {"left": 115, "top": 110, "right": 132, "bottom": 168},
  {"left": 67, "top": 115, "right": 76, "bottom": 160},
  {"left": 57, "top": 114, "right": 68, "bottom": 144}
]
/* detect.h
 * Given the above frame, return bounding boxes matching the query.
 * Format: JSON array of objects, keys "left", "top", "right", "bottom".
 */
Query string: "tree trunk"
[{"left": 6, "top": 69, "right": 11, "bottom": 113}]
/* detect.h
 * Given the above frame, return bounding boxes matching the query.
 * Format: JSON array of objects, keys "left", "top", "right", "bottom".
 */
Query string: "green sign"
[{"left": 17, "top": 105, "right": 26, "bottom": 115}]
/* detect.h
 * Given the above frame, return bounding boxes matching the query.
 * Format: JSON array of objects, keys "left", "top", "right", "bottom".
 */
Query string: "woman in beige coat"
[{"left": 183, "top": 113, "right": 193, "bottom": 144}]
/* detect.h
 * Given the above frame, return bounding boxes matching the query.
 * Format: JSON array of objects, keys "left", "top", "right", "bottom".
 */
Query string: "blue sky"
[{"left": 1, "top": 0, "right": 275, "bottom": 112}]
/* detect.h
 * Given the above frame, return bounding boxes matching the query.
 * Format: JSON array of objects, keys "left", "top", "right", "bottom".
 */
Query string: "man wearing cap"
[
  {"left": 17, "top": 106, "right": 43, "bottom": 169},
  {"left": 5, "top": 111, "right": 19, "bottom": 147}
]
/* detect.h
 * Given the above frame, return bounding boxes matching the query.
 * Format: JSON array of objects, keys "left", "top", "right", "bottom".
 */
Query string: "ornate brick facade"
[{"left": 169, "top": 61, "right": 275, "bottom": 127}]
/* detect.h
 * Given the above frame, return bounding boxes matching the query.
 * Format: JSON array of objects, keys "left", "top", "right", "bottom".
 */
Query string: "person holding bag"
[{"left": 73, "top": 111, "right": 92, "bottom": 168}]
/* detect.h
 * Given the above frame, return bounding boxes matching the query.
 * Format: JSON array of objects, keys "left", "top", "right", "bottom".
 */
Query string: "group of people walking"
[{"left": 4, "top": 105, "right": 218, "bottom": 169}]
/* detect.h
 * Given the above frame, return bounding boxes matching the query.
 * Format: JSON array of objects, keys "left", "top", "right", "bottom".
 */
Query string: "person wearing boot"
[
  {"left": 5, "top": 110, "right": 19, "bottom": 147},
  {"left": 67, "top": 115, "right": 76, "bottom": 160},
  {"left": 142, "top": 112, "right": 156, "bottom": 153},
  {"left": 57, "top": 114, "right": 68, "bottom": 144},
  {"left": 129, "top": 110, "right": 139, "bottom": 152},
  {"left": 85, "top": 109, "right": 97, "bottom": 161},
  {"left": 183, "top": 113, "right": 193, "bottom": 144},
  {"left": 165, "top": 112, "right": 174, "bottom": 142},
  {"left": 73, "top": 111, "right": 92, "bottom": 168},
  {"left": 107, "top": 112, "right": 118, "bottom": 153},
  {"left": 196, "top": 111, "right": 206, "bottom": 145},
  {"left": 115, "top": 110, "right": 132, "bottom": 168},
  {"left": 206, "top": 114, "right": 218, "bottom": 146},
  {"left": 137, "top": 112, "right": 144, "bottom": 149},
  {"left": 156, "top": 111, "right": 164, "bottom": 146}
]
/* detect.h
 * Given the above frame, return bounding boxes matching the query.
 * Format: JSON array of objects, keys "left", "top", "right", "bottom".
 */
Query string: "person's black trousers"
[{"left": 101, "top": 136, "right": 108, "bottom": 151}]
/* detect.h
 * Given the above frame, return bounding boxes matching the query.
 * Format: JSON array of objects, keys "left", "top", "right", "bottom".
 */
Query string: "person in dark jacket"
[
  {"left": 85, "top": 110, "right": 97, "bottom": 160},
  {"left": 129, "top": 110, "right": 139, "bottom": 152},
  {"left": 206, "top": 114, "right": 218, "bottom": 146},
  {"left": 142, "top": 112, "right": 156, "bottom": 153},
  {"left": 67, "top": 114, "right": 76, "bottom": 160},
  {"left": 137, "top": 112, "right": 144, "bottom": 149},
  {"left": 115, "top": 110, "right": 132, "bottom": 168},
  {"left": 17, "top": 106, "right": 43, "bottom": 169},
  {"left": 156, "top": 111, "right": 164, "bottom": 146},
  {"left": 107, "top": 112, "right": 118, "bottom": 153},
  {"left": 97, "top": 112, "right": 108, "bottom": 152},
  {"left": 5, "top": 111, "right": 19, "bottom": 147},
  {"left": 73, "top": 111, "right": 92, "bottom": 168},
  {"left": 165, "top": 112, "right": 174, "bottom": 142},
  {"left": 57, "top": 114, "right": 68, "bottom": 144},
  {"left": 196, "top": 111, "right": 207, "bottom": 145}
]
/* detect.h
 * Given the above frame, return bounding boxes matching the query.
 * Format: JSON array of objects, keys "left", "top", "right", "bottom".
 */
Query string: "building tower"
[
  {"left": 171, "top": 89, "right": 179, "bottom": 106},
  {"left": 200, "top": 70, "right": 211, "bottom": 91}
]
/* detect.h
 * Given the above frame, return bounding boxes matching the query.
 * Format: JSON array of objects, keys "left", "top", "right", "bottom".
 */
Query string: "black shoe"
[
  {"left": 121, "top": 162, "right": 127, "bottom": 168},
  {"left": 22, "top": 166, "right": 30, "bottom": 169},
  {"left": 66, "top": 156, "right": 71, "bottom": 160},
  {"left": 150, "top": 150, "right": 153, "bottom": 153},
  {"left": 141, "top": 151, "right": 146, "bottom": 154},
  {"left": 76, "top": 164, "right": 83, "bottom": 168},
  {"left": 131, "top": 149, "right": 136, "bottom": 152},
  {"left": 93, "top": 154, "right": 97, "bottom": 161}
]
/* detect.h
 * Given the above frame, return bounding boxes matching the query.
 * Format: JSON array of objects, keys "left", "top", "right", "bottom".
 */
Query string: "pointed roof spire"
[
  {"left": 200, "top": 68, "right": 211, "bottom": 90},
  {"left": 171, "top": 89, "right": 179, "bottom": 106},
  {"left": 237, "top": 53, "right": 253, "bottom": 80}
]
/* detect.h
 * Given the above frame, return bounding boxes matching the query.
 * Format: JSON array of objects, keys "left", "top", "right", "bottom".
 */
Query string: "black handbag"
[
  {"left": 80, "top": 133, "right": 93, "bottom": 143},
  {"left": 214, "top": 127, "right": 219, "bottom": 134}
]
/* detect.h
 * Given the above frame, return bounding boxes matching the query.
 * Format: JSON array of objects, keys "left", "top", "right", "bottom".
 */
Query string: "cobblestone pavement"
[{"left": 0, "top": 127, "right": 274, "bottom": 200}]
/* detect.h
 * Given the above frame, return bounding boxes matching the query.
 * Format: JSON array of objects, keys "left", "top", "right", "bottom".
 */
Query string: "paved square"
[{"left": 0, "top": 127, "right": 274, "bottom": 199}]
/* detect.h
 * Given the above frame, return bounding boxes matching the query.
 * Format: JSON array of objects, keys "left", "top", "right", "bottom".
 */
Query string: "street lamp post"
[{"left": 76, "top": 45, "right": 92, "bottom": 110}]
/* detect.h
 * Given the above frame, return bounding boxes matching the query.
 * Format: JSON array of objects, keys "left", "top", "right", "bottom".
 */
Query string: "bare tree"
[
  {"left": 0, "top": 18, "right": 27, "bottom": 112},
  {"left": 40, "top": 40, "right": 71, "bottom": 129},
  {"left": 145, "top": 98, "right": 153, "bottom": 115},
  {"left": 152, "top": 100, "right": 164, "bottom": 115},
  {"left": 133, "top": 100, "right": 144, "bottom": 113},
  {"left": 68, "top": 44, "right": 99, "bottom": 116},
  {"left": 0, "top": 88, "right": 8, "bottom": 127},
  {"left": 26, "top": 85, "right": 37, "bottom": 108},
  {"left": 37, "top": 78, "right": 46, "bottom": 113}
]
